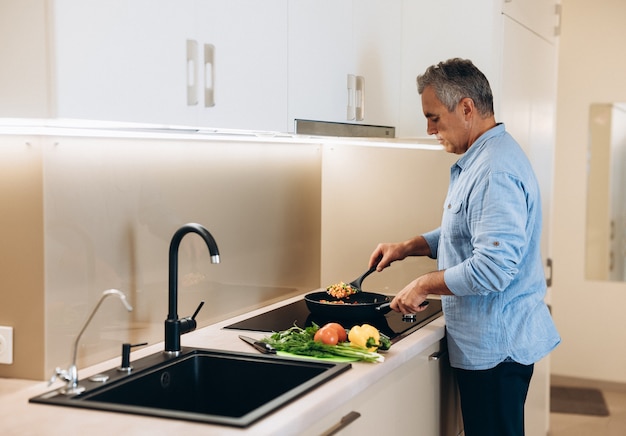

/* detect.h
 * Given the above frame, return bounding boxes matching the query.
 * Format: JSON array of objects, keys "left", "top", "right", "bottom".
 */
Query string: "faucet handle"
[
  {"left": 48, "top": 367, "right": 70, "bottom": 386},
  {"left": 49, "top": 366, "right": 82, "bottom": 395},
  {"left": 191, "top": 301, "right": 205, "bottom": 320},
  {"left": 178, "top": 300, "right": 205, "bottom": 337}
]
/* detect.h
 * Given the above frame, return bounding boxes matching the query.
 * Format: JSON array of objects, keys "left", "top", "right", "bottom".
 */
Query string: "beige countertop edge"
[{"left": 0, "top": 292, "right": 446, "bottom": 436}]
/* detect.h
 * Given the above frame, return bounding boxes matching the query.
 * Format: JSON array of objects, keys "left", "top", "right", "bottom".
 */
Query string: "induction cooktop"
[{"left": 224, "top": 297, "right": 443, "bottom": 343}]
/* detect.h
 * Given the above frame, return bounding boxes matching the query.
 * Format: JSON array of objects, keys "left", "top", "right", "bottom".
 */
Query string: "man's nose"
[{"left": 427, "top": 121, "right": 437, "bottom": 135}]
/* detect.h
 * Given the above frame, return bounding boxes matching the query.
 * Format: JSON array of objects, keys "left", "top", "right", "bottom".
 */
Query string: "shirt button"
[
  {"left": 447, "top": 204, "right": 452, "bottom": 209},
  {"left": 493, "top": 241, "right": 500, "bottom": 247}
]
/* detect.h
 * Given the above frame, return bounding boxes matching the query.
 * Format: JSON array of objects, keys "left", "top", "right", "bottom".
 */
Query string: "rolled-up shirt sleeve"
[{"left": 422, "top": 228, "right": 440, "bottom": 259}]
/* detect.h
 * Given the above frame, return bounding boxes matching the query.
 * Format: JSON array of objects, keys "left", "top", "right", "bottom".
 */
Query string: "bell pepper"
[{"left": 348, "top": 324, "right": 381, "bottom": 351}]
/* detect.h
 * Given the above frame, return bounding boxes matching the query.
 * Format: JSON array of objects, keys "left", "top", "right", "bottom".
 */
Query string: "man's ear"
[{"left": 460, "top": 97, "right": 474, "bottom": 118}]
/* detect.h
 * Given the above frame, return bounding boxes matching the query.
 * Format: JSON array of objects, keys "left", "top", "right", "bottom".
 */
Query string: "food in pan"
[
  {"left": 326, "top": 281, "right": 358, "bottom": 298},
  {"left": 319, "top": 299, "right": 357, "bottom": 305}
]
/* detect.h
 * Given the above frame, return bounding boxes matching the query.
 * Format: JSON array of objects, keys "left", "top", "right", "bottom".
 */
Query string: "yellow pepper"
[{"left": 348, "top": 324, "right": 381, "bottom": 351}]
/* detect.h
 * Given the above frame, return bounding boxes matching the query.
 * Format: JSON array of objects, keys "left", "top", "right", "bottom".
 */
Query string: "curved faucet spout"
[
  {"left": 165, "top": 223, "right": 220, "bottom": 354},
  {"left": 72, "top": 289, "right": 133, "bottom": 366},
  {"left": 52, "top": 289, "right": 133, "bottom": 395}
]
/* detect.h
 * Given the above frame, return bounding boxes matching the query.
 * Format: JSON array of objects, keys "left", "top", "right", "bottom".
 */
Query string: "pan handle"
[
  {"left": 375, "top": 302, "right": 392, "bottom": 314},
  {"left": 375, "top": 300, "right": 429, "bottom": 313}
]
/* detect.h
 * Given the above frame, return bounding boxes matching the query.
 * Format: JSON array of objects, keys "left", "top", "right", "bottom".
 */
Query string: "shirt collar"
[{"left": 454, "top": 123, "right": 505, "bottom": 170}]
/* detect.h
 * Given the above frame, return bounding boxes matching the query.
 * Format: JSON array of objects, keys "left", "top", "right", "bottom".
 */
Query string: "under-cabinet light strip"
[{"left": 0, "top": 118, "right": 443, "bottom": 151}]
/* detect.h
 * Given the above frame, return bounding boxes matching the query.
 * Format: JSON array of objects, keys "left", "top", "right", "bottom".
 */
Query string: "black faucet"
[{"left": 165, "top": 223, "right": 220, "bottom": 354}]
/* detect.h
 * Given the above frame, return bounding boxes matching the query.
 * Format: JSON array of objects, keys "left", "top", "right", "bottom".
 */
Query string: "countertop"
[{"left": 0, "top": 293, "right": 445, "bottom": 436}]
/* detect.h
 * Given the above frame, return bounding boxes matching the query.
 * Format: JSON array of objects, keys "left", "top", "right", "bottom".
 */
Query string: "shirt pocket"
[{"left": 442, "top": 200, "right": 468, "bottom": 240}]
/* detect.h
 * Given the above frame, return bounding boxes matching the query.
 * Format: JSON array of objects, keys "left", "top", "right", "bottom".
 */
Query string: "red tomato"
[
  {"left": 314, "top": 326, "right": 339, "bottom": 345},
  {"left": 323, "top": 323, "right": 347, "bottom": 342}
]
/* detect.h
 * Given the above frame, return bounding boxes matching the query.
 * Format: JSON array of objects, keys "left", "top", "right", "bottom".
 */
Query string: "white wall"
[{"left": 552, "top": 0, "right": 626, "bottom": 382}]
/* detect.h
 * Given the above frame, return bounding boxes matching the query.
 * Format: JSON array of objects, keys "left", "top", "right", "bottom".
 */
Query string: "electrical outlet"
[{"left": 0, "top": 326, "right": 13, "bottom": 364}]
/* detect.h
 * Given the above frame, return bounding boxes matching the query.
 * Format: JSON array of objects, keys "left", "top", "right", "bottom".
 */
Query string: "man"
[{"left": 368, "top": 58, "right": 560, "bottom": 436}]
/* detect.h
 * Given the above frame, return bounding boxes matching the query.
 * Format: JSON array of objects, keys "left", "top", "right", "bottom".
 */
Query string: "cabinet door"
[
  {"left": 53, "top": 0, "right": 197, "bottom": 126},
  {"left": 398, "top": 0, "right": 502, "bottom": 138},
  {"left": 288, "top": 0, "right": 353, "bottom": 130},
  {"left": 351, "top": 0, "right": 402, "bottom": 127},
  {"left": 53, "top": 0, "right": 287, "bottom": 131},
  {"left": 500, "top": 17, "right": 556, "bottom": 435},
  {"left": 0, "top": 0, "right": 49, "bottom": 118},
  {"left": 288, "top": 1, "right": 402, "bottom": 131},
  {"left": 194, "top": 0, "right": 288, "bottom": 132},
  {"left": 304, "top": 341, "right": 446, "bottom": 435},
  {"left": 500, "top": 15, "right": 556, "bottom": 290},
  {"left": 502, "top": 0, "right": 558, "bottom": 43}
]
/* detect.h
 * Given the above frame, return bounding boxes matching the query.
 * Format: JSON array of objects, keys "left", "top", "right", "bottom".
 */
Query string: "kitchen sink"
[{"left": 30, "top": 348, "right": 351, "bottom": 427}]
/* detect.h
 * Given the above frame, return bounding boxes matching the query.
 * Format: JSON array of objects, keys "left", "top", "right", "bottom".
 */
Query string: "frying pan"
[
  {"left": 304, "top": 291, "right": 430, "bottom": 319},
  {"left": 304, "top": 290, "right": 392, "bottom": 319}
]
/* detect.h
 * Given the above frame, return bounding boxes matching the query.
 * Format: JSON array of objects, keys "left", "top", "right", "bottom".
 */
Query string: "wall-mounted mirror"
[{"left": 586, "top": 103, "right": 626, "bottom": 281}]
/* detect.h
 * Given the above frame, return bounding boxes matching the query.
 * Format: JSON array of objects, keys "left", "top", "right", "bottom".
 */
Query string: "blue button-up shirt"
[{"left": 423, "top": 124, "right": 560, "bottom": 370}]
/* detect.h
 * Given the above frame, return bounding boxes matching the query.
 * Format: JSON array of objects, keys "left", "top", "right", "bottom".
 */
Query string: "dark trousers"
[{"left": 454, "top": 360, "right": 534, "bottom": 436}]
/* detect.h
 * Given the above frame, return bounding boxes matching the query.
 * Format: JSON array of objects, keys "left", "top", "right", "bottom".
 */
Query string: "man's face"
[{"left": 421, "top": 86, "right": 470, "bottom": 155}]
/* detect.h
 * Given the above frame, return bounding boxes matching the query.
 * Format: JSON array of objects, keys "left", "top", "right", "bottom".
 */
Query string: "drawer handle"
[
  {"left": 321, "top": 411, "right": 361, "bottom": 436},
  {"left": 429, "top": 350, "right": 447, "bottom": 361}
]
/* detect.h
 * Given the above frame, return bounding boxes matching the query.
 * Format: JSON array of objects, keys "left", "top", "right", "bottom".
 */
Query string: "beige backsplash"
[{"left": 1, "top": 133, "right": 322, "bottom": 380}]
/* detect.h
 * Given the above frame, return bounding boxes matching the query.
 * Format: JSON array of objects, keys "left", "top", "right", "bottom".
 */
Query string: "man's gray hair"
[{"left": 417, "top": 58, "right": 494, "bottom": 117}]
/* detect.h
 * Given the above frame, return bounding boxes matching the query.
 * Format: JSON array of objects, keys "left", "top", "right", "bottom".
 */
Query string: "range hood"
[{"left": 294, "top": 119, "right": 395, "bottom": 139}]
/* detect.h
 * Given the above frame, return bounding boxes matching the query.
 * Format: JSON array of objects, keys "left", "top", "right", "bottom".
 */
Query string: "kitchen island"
[{"left": 0, "top": 293, "right": 455, "bottom": 435}]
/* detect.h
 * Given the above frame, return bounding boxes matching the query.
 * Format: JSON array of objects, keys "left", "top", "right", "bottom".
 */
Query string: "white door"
[
  {"left": 500, "top": 15, "right": 557, "bottom": 436},
  {"left": 350, "top": 0, "right": 402, "bottom": 127},
  {"left": 194, "top": 0, "right": 288, "bottom": 132},
  {"left": 288, "top": 0, "right": 354, "bottom": 130},
  {"left": 53, "top": 0, "right": 197, "bottom": 125}
]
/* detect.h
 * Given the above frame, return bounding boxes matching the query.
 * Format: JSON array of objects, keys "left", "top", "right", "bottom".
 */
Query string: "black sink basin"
[{"left": 30, "top": 348, "right": 351, "bottom": 427}]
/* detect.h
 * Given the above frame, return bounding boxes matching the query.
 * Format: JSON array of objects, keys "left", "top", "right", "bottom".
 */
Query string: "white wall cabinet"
[
  {"left": 0, "top": 0, "right": 288, "bottom": 132},
  {"left": 288, "top": 0, "right": 559, "bottom": 138},
  {"left": 287, "top": 0, "right": 353, "bottom": 129},
  {"left": 287, "top": 0, "right": 402, "bottom": 132},
  {"left": 0, "top": 0, "right": 557, "bottom": 138},
  {"left": 191, "top": 0, "right": 288, "bottom": 132},
  {"left": 52, "top": 0, "right": 195, "bottom": 126},
  {"left": 302, "top": 340, "right": 462, "bottom": 436},
  {"left": 349, "top": 1, "right": 402, "bottom": 128}
]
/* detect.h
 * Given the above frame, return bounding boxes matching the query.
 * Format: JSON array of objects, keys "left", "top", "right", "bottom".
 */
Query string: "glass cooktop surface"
[{"left": 224, "top": 297, "right": 442, "bottom": 343}]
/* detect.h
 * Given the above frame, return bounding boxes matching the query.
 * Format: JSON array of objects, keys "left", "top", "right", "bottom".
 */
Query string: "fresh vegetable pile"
[{"left": 261, "top": 322, "right": 391, "bottom": 363}]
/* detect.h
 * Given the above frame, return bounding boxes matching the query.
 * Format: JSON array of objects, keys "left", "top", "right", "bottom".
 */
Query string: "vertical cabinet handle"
[
  {"left": 355, "top": 75, "right": 365, "bottom": 121},
  {"left": 347, "top": 74, "right": 356, "bottom": 120},
  {"left": 204, "top": 43, "right": 215, "bottom": 108},
  {"left": 186, "top": 39, "right": 198, "bottom": 106},
  {"left": 347, "top": 74, "right": 365, "bottom": 121},
  {"left": 321, "top": 411, "right": 361, "bottom": 436}
]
